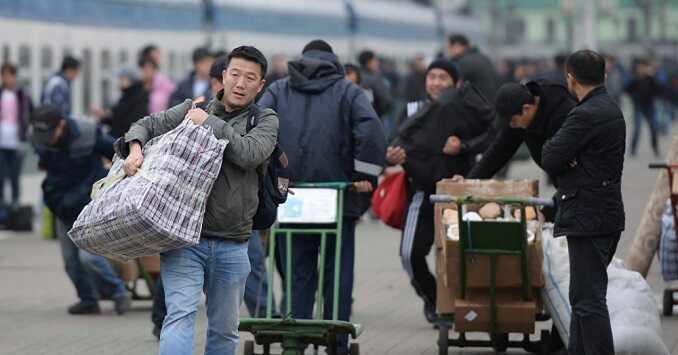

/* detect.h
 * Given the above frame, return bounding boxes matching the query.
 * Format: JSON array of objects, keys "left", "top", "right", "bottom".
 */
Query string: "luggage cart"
[
  {"left": 430, "top": 194, "right": 554, "bottom": 355},
  {"left": 648, "top": 163, "right": 678, "bottom": 316},
  {"left": 239, "top": 182, "right": 362, "bottom": 355}
]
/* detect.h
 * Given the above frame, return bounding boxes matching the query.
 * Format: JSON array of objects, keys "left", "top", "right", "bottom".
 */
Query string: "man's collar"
[{"left": 577, "top": 85, "right": 606, "bottom": 105}]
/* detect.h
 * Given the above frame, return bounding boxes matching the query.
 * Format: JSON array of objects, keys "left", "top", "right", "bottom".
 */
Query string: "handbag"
[{"left": 371, "top": 170, "right": 408, "bottom": 230}]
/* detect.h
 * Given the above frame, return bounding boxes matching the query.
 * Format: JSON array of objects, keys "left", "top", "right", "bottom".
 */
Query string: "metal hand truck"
[{"left": 240, "top": 182, "right": 362, "bottom": 355}]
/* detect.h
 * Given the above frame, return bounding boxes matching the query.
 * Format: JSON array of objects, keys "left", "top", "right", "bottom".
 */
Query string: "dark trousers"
[
  {"left": 567, "top": 233, "right": 620, "bottom": 355},
  {"left": 400, "top": 191, "right": 436, "bottom": 308},
  {"left": 0, "top": 148, "right": 22, "bottom": 205},
  {"left": 631, "top": 103, "right": 658, "bottom": 156},
  {"left": 277, "top": 219, "right": 356, "bottom": 354}
]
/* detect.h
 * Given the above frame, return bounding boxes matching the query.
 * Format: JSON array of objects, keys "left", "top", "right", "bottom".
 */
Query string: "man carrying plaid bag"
[{"left": 119, "top": 46, "right": 278, "bottom": 355}]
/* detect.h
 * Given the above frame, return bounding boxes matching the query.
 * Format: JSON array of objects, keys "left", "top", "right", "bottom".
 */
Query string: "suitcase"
[{"left": 7, "top": 205, "right": 34, "bottom": 231}]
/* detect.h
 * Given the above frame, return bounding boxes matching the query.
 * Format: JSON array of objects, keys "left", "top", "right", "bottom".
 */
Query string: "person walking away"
[
  {"left": 41, "top": 56, "right": 79, "bottom": 117},
  {"left": 626, "top": 58, "right": 661, "bottom": 157},
  {"left": 259, "top": 39, "right": 386, "bottom": 355}
]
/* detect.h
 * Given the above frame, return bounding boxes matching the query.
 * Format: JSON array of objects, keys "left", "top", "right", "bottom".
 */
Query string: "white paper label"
[{"left": 464, "top": 310, "right": 478, "bottom": 322}]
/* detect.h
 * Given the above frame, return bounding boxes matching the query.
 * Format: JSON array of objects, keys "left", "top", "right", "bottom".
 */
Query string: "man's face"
[
  {"left": 367, "top": 58, "right": 380, "bottom": 73},
  {"left": 222, "top": 57, "right": 265, "bottom": 110},
  {"left": 447, "top": 43, "right": 465, "bottom": 59},
  {"left": 195, "top": 57, "right": 214, "bottom": 80},
  {"left": 425, "top": 68, "right": 454, "bottom": 101},
  {"left": 346, "top": 72, "right": 359, "bottom": 85},
  {"left": 509, "top": 104, "right": 538, "bottom": 129},
  {"left": 64, "top": 68, "right": 79, "bottom": 81},
  {"left": 1, "top": 71, "right": 16, "bottom": 89}
]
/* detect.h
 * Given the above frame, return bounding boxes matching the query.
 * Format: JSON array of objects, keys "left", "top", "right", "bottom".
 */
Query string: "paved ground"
[{"left": 1, "top": 124, "right": 678, "bottom": 354}]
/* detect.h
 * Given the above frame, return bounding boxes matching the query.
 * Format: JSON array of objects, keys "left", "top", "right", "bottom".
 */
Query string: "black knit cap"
[
  {"left": 426, "top": 59, "right": 460, "bottom": 83},
  {"left": 494, "top": 82, "right": 535, "bottom": 121},
  {"left": 303, "top": 39, "right": 333, "bottom": 54},
  {"left": 227, "top": 46, "right": 267, "bottom": 77}
]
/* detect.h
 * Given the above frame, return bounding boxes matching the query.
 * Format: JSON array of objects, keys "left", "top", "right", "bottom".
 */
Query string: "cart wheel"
[
  {"left": 349, "top": 343, "right": 360, "bottom": 355},
  {"left": 438, "top": 321, "right": 449, "bottom": 355},
  {"left": 492, "top": 333, "right": 509, "bottom": 352},
  {"left": 540, "top": 330, "right": 551, "bottom": 355},
  {"left": 243, "top": 340, "right": 255, "bottom": 355},
  {"left": 663, "top": 289, "right": 674, "bottom": 316}
]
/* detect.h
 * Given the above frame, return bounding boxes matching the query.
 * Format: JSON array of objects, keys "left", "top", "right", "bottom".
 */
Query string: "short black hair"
[
  {"left": 358, "top": 50, "right": 376, "bottom": 68},
  {"left": 565, "top": 49, "right": 605, "bottom": 86},
  {"left": 494, "top": 82, "right": 536, "bottom": 120},
  {"left": 139, "top": 44, "right": 158, "bottom": 64},
  {"left": 227, "top": 46, "right": 267, "bottom": 78},
  {"left": 61, "top": 55, "right": 80, "bottom": 71},
  {"left": 448, "top": 34, "right": 469, "bottom": 46},
  {"left": 344, "top": 63, "right": 361, "bottom": 84},
  {"left": 303, "top": 39, "right": 333, "bottom": 54},
  {"left": 192, "top": 47, "right": 213, "bottom": 64},
  {"left": 209, "top": 55, "right": 228, "bottom": 80},
  {"left": 1, "top": 63, "right": 17, "bottom": 75}
]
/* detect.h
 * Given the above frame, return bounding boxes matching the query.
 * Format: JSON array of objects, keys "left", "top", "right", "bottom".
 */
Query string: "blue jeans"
[
  {"left": 277, "top": 219, "right": 356, "bottom": 354},
  {"left": 159, "top": 238, "right": 250, "bottom": 355},
  {"left": 0, "top": 148, "right": 23, "bottom": 205},
  {"left": 631, "top": 103, "right": 658, "bottom": 156},
  {"left": 56, "top": 218, "right": 126, "bottom": 303},
  {"left": 244, "top": 231, "right": 276, "bottom": 317}
]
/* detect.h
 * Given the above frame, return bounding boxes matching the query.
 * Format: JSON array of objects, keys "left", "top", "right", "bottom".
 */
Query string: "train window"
[
  {"left": 627, "top": 17, "right": 638, "bottom": 42},
  {"left": 63, "top": 46, "right": 74, "bottom": 57},
  {"left": 101, "top": 50, "right": 112, "bottom": 107},
  {"left": 119, "top": 50, "right": 128, "bottom": 67},
  {"left": 18, "top": 45, "right": 30, "bottom": 68},
  {"left": 545, "top": 18, "right": 556, "bottom": 42},
  {"left": 41, "top": 46, "right": 52, "bottom": 69},
  {"left": 2, "top": 45, "right": 9, "bottom": 63},
  {"left": 82, "top": 48, "right": 92, "bottom": 111}
]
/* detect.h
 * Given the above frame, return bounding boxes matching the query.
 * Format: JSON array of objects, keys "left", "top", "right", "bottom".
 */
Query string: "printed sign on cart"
[{"left": 277, "top": 188, "right": 338, "bottom": 224}]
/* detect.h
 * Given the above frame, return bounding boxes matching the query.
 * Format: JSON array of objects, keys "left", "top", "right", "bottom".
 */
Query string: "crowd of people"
[{"left": 0, "top": 33, "right": 677, "bottom": 355}]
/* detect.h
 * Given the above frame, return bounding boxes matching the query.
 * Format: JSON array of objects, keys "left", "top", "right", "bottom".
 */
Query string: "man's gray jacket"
[{"left": 118, "top": 96, "right": 279, "bottom": 241}]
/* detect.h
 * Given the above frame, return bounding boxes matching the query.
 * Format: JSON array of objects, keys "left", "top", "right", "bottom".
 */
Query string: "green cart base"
[{"left": 240, "top": 318, "right": 362, "bottom": 355}]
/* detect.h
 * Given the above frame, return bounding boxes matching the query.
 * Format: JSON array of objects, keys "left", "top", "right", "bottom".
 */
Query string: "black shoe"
[
  {"left": 68, "top": 301, "right": 101, "bottom": 315},
  {"left": 113, "top": 294, "right": 132, "bottom": 315},
  {"left": 152, "top": 324, "right": 161, "bottom": 340},
  {"left": 424, "top": 303, "right": 438, "bottom": 326}
]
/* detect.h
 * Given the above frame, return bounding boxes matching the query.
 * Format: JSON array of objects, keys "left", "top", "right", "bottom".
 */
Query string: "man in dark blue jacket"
[
  {"left": 30, "top": 106, "right": 130, "bottom": 316},
  {"left": 169, "top": 47, "right": 214, "bottom": 107},
  {"left": 258, "top": 39, "right": 386, "bottom": 355}
]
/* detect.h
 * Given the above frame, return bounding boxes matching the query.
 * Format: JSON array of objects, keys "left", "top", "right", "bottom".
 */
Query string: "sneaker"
[
  {"left": 113, "top": 294, "right": 132, "bottom": 315},
  {"left": 68, "top": 301, "right": 101, "bottom": 315},
  {"left": 424, "top": 303, "right": 438, "bottom": 325}
]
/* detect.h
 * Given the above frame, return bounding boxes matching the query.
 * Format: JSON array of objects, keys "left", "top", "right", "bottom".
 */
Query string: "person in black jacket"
[
  {"left": 447, "top": 34, "right": 499, "bottom": 103},
  {"left": 169, "top": 47, "right": 214, "bottom": 107},
  {"left": 464, "top": 79, "right": 576, "bottom": 180},
  {"left": 387, "top": 59, "right": 494, "bottom": 325},
  {"left": 542, "top": 50, "right": 625, "bottom": 355},
  {"left": 94, "top": 68, "right": 149, "bottom": 139}
]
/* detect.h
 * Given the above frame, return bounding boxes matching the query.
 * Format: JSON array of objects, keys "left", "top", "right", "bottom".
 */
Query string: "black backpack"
[{"left": 246, "top": 107, "right": 290, "bottom": 230}]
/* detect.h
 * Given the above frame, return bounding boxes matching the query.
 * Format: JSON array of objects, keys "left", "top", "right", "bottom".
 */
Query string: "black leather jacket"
[{"left": 542, "top": 86, "right": 626, "bottom": 238}]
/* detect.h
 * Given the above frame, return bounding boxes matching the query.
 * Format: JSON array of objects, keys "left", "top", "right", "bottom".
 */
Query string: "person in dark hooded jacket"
[
  {"left": 94, "top": 68, "right": 149, "bottom": 139},
  {"left": 387, "top": 59, "right": 494, "bottom": 325},
  {"left": 258, "top": 39, "right": 386, "bottom": 355}
]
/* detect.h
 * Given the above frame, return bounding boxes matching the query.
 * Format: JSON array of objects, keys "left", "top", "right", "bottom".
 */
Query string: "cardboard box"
[
  {"left": 436, "top": 248, "right": 457, "bottom": 314},
  {"left": 108, "top": 258, "right": 138, "bottom": 283},
  {"left": 441, "top": 236, "right": 544, "bottom": 290},
  {"left": 454, "top": 296, "right": 536, "bottom": 333}
]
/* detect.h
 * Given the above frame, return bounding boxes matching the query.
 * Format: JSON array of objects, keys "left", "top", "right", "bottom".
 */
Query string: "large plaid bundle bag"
[{"left": 69, "top": 120, "right": 228, "bottom": 261}]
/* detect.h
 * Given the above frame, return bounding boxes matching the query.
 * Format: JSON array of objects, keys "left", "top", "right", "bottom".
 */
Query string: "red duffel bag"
[{"left": 371, "top": 171, "right": 408, "bottom": 230}]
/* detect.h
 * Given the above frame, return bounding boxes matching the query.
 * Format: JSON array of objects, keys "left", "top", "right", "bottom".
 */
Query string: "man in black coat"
[
  {"left": 447, "top": 34, "right": 499, "bottom": 103},
  {"left": 465, "top": 79, "right": 576, "bottom": 180},
  {"left": 542, "top": 50, "right": 626, "bottom": 355}
]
